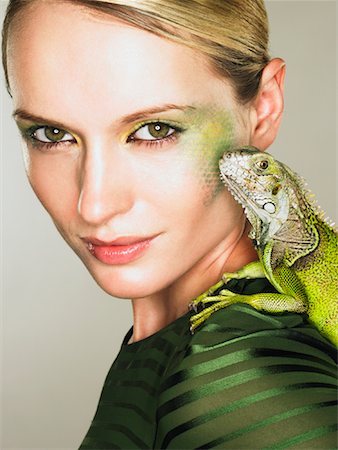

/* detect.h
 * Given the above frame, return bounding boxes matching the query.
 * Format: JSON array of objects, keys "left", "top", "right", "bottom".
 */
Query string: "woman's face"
[{"left": 8, "top": 1, "right": 253, "bottom": 299}]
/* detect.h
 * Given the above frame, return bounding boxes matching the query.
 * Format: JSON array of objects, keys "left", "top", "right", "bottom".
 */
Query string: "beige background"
[{"left": 1, "top": 1, "right": 337, "bottom": 449}]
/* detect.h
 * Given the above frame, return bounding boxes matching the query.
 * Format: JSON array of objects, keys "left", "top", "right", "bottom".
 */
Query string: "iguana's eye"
[{"left": 258, "top": 159, "right": 269, "bottom": 170}]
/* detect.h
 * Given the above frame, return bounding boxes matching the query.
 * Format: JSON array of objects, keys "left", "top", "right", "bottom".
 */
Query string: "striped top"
[{"left": 79, "top": 278, "right": 337, "bottom": 449}]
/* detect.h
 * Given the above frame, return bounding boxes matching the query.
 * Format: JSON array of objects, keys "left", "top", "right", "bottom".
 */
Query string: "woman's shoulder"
[
  {"left": 155, "top": 279, "right": 337, "bottom": 449},
  {"left": 173, "top": 277, "right": 336, "bottom": 367},
  {"left": 188, "top": 302, "right": 337, "bottom": 361},
  {"left": 164, "top": 276, "right": 337, "bottom": 374},
  {"left": 164, "top": 299, "right": 337, "bottom": 382}
]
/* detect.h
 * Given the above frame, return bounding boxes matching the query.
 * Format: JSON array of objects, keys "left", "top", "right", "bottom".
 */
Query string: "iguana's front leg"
[
  {"left": 190, "top": 289, "right": 307, "bottom": 333},
  {"left": 221, "top": 260, "right": 266, "bottom": 282},
  {"left": 189, "top": 261, "right": 266, "bottom": 313},
  {"left": 189, "top": 278, "right": 227, "bottom": 313}
]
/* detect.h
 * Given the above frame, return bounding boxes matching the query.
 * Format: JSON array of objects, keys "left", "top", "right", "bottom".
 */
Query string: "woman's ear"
[{"left": 250, "top": 58, "right": 286, "bottom": 150}]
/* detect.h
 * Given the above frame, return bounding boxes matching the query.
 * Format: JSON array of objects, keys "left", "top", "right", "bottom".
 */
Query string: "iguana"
[{"left": 190, "top": 146, "right": 338, "bottom": 345}]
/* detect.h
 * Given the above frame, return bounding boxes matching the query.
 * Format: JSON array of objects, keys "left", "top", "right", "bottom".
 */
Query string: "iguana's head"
[{"left": 219, "top": 147, "right": 290, "bottom": 245}]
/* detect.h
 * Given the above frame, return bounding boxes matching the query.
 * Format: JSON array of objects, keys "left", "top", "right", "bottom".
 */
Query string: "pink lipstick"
[{"left": 83, "top": 236, "right": 156, "bottom": 265}]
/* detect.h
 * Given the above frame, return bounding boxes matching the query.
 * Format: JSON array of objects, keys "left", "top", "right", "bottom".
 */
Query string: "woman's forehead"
[{"left": 7, "top": 1, "right": 237, "bottom": 128}]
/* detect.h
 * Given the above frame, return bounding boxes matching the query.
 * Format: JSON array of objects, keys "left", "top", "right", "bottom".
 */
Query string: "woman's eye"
[
  {"left": 33, "top": 126, "right": 74, "bottom": 143},
  {"left": 128, "top": 122, "right": 176, "bottom": 142}
]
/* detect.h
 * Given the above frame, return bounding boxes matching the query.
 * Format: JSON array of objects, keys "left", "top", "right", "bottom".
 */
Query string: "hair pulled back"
[{"left": 2, "top": 0, "right": 270, "bottom": 103}]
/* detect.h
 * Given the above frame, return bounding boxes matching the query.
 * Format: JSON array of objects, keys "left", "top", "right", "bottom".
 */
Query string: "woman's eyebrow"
[
  {"left": 118, "top": 104, "right": 196, "bottom": 125},
  {"left": 13, "top": 104, "right": 196, "bottom": 129},
  {"left": 13, "top": 109, "right": 70, "bottom": 130}
]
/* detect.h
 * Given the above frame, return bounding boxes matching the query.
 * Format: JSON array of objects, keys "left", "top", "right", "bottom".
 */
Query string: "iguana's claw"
[
  {"left": 188, "top": 300, "right": 204, "bottom": 313},
  {"left": 188, "top": 301, "right": 198, "bottom": 313},
  {"left": 190, "top": 295, "right": 231, "bottom": 334},
  {"left": 221, "top": 273, "right": 231, "bottom": 284}
]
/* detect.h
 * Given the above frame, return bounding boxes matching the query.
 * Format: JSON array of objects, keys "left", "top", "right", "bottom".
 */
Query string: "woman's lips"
[{"left": 83, "top": 235, "right": 157, "bottom": 265}]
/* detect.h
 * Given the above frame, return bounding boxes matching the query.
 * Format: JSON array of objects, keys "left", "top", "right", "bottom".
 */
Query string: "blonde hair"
[{"left": 2, "top": 0, "right": 270, "bottom": 103}]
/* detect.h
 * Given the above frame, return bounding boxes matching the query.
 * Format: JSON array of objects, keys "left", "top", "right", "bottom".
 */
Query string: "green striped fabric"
[{"left": 79, "top": 278, "right": 337, "bottom": 449}]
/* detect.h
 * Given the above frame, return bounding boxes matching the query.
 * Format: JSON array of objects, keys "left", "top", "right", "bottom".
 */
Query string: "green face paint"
[
  {"left": 175, "top": 106, "right": 237, "bottom": 203},
  {"left": 121, "top": 105, "right": 238, "bottom": 203}
]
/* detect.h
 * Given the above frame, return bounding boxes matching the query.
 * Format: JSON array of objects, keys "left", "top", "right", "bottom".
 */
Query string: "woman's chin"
[{"left": 84, "top": 263, "right": 164, "bottom": 300}]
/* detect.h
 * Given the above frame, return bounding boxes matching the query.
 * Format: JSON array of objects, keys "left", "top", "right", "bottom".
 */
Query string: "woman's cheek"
[
  {"left": 179, "top": 113, "right": 237, "bottom": 204},
  {"left": 23, "top": 147, "right": 79, "bottom": 218}
]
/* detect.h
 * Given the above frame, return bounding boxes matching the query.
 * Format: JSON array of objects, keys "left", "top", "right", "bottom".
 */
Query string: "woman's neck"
[{"left": 130, "top": 219, "right": 258, "bottom": 343}]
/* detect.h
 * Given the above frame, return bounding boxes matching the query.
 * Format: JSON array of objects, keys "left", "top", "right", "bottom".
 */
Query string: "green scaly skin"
[{"left": 190, "top": 147, "right": 338, "bottom": 346}]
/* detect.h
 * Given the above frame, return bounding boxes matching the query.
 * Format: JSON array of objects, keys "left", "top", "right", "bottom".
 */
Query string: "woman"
[{"left": 2, "top": 0, "right": 337, "bottom": 448}]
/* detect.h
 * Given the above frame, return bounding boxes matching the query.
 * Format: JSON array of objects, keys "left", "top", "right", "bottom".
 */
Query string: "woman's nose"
[{"left": 77, "top": 141, "right": 134, "bottom": 225}]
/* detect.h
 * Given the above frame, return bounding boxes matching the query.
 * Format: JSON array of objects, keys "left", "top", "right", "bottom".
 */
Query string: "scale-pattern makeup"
[{"left": 177, "top": 106, "right": 237, "bottom": 204}]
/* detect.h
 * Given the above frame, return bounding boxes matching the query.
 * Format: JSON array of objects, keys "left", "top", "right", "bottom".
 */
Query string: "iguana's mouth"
[{"left": 219, "top": 170, "right": 264, "bottom": 242}]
